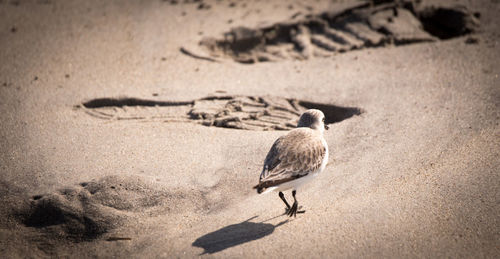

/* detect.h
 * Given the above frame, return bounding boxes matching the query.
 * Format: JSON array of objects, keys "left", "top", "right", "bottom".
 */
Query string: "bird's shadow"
[{"left": 192, "top": 215, "right": 288, "bottom": 255}]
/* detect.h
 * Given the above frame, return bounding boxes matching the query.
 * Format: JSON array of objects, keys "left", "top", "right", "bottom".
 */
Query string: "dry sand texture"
[{"left": 0, "top": 0, "right": 499, "bottom": 258}]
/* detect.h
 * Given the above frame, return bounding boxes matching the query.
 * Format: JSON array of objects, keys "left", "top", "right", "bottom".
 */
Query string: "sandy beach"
[{"left": 0, "top": 0, "right": 499, "bottom": 257}]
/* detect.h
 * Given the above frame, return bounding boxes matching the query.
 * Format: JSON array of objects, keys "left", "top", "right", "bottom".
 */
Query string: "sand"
[{"left": 0, "top": 0, "right": 499, "bottom": 257}]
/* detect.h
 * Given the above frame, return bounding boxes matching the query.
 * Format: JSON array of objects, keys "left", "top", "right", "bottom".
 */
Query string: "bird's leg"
[
  {"left": 287, "top": 190, "right": 305, "bottom": 217},
  {"left": 279, "top": 192, "right": 291, "bottom": 211},
  {"left": 287, "top": 190, "right": 298, "bottom": 217}
]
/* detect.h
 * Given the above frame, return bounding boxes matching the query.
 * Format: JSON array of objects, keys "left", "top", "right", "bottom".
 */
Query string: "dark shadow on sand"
[{"left": 192, "top": 216, "right": 288, "bottom": 254}]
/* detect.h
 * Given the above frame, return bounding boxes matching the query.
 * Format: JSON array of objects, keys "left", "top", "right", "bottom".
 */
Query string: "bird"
[{"left": 253, "top": 109, "right": 329, "bottom": 217}]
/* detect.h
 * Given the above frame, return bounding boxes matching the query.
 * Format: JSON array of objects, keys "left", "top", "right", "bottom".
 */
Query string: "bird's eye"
[{"left": 322, "top": 117, "right": 325, "bottom": 122}]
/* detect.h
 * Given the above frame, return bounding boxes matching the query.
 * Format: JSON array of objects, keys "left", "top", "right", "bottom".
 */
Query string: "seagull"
[{"left": 254, "top": 109, "right": 329, "bottom": 217}]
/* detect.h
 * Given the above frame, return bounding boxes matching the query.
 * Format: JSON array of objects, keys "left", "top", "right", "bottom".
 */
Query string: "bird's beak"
[{"left": 324, "top": 124, "right": 329, "bottom": 130}]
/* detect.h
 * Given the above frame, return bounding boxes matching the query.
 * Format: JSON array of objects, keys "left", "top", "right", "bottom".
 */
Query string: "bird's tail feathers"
[
  {"left": 253, "top": 183, "right": 275, "bottom": 194},
  {"left": 253, "top": 184, "right": 266, "bottom": 194}
]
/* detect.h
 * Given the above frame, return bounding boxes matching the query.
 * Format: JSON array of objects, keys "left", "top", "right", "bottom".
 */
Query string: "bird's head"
[{"left": 297, "top": 109, "right": 329, "bottom": 133}]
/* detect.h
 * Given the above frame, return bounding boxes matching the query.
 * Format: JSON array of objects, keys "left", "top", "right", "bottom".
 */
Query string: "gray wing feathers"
[{"left": 258, "top": 129, "right": 326, "bottom": 185}]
